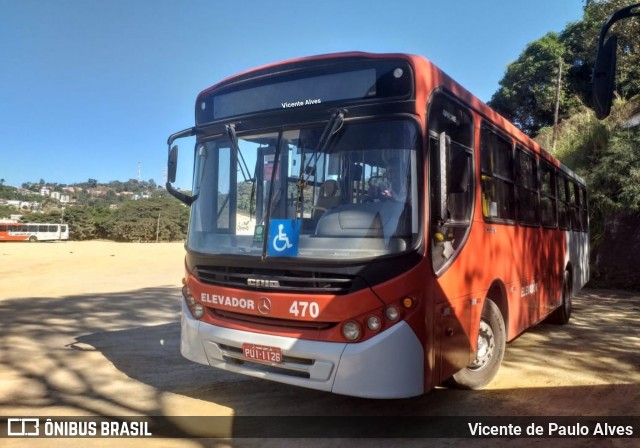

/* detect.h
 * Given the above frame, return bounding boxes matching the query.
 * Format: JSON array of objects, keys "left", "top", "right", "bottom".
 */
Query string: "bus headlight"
[
  {"left": 385, "top": 306, "right": 400, "bottom": 321},
  {"left": 192, "top": 303, "right": 205, "bottom": 319},
  {"left": 183, "top": 288, "right": 204, "bottom": 319},
  {"left": 366, "top": 315, "right": 381, "bottom": 331},
  {"left": 342, "top": 321, "right": 361, "bottom": 341}
]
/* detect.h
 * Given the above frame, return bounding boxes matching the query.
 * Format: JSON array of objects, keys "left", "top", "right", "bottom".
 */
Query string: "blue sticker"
[{"left": 267, "top": 219, "right": 300, "bottom": 257}]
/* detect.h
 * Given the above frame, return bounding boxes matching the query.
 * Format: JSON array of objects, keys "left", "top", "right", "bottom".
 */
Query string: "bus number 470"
[{"left": 289, "top": 301, "right": 320, "bottom": 319}]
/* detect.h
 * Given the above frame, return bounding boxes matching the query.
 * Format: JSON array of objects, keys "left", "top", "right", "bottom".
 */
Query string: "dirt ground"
[{"left": 0, "top": 241, "right": 638, "bottom": 448}]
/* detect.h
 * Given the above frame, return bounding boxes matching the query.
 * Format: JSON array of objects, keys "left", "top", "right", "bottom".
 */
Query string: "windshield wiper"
[
  {"left": 226, "top": 123, "right": 253, "bottom": 183},
  {"left": 226, "top": 122, "right": 260, "bottom": 223},
  {"left": 295, "top": 109, "right": 346, "bottom": 219}
]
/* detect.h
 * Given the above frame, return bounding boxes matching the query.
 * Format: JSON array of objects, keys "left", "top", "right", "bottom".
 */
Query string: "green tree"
[
  {"left": 587, "top": 126, "right": 640, "bottom": 212},
  {"left": 0, "top": 184, "right": 19, "bottom": 200},
  {"left": 106, "top": 197, "right": 188, "bottom": 242},
  {"left": 561, "top": 0, "right": 640, "bottom": 107},
  {"left": 64, "top": 207, "right": 110, "bottom": 240},
  {"left": 489, "top": 33, "right": 580, "bottom": 136},
  {"left": 0, "top": 205, "right": 14, "bottom": 219},
  {"left": 21, "top": 209, "right": 63, "bottom": 224},
  {"left": 490, "top": 1, "right": 640, "bottom": 136}
]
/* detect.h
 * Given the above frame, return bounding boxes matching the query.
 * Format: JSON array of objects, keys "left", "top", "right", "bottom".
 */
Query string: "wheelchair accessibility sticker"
[{"left": 267, "top": 219, "right": 300, "bottom": 257}]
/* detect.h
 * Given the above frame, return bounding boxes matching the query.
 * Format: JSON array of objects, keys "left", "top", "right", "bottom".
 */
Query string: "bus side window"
[
  {"left": 427, "top": 93, "right": 474, "bottom": 274},
  {"left": 570, "top": 181, "right": 581, "bottom": 231},
  {"left": 540, "top": 161, "right": 558, "bottom": 228},
  {"left": 580, "top": 187, "right": 589, "bottom": 232},
  {"left": 481, "top": 174, "right": 498, "bottom": 218},
  {"left": 557, "top": 174, "right": 570, "bottom": 230},
  {"left": 515, "top": 147, "right": 540, "bottom": 226},
  {"left": 480, "top": 126, "right": 515, "bottom": 222}
]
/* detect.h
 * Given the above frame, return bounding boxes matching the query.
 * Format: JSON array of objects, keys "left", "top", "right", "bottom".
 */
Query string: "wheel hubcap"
[{"left": 470, "top": 319, "right": 495, "bottom": 370}]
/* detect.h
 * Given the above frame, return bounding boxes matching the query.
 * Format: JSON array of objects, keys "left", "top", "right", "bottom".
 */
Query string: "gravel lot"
[{"left": 0, "top": 241, "right": 638, "bottom": 447}]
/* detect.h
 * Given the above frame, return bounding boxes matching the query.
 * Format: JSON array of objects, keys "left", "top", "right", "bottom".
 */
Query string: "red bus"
[
  {"left": 166, "top": 52, "right": 589, "bottom": 398},
  {"left": 0, "top": 222, "right": 69, "bottom": 242}
]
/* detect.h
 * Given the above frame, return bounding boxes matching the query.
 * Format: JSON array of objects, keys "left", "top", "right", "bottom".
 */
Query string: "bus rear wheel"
[
  {"left": 28, "top": 236, "right": 37, "bottom": 242},
  {"left": 547, "top": 270, "right": 572, "bottom": 325},
  {"left": 448, "top": 299, "right": 506, "bottom": 390}
]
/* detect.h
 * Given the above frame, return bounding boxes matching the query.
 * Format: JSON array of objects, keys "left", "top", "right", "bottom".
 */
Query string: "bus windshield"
[{"left": 187, "top": 119, "right": 420, "bottom": 260}]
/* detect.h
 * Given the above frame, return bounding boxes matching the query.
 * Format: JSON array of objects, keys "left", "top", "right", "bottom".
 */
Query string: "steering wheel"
[{"left": 363, "top": 186, "right": 391, "bottom": 202}]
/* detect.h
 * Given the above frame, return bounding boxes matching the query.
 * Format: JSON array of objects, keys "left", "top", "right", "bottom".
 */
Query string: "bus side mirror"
[
  {"left": 591, "top": 2, "right": 640, "bottom": 119},
  {"left": 168, "top": 145, "right": 178, "bottom": 183},
  {"left": 593, "top": 35, "right": 617, "bottom": 120},
  {"left": 166, "top": 144, "right": 196, "bottom": 206},
  {"left": 165, "top": 127, "right": 196, "bottom": 205}
]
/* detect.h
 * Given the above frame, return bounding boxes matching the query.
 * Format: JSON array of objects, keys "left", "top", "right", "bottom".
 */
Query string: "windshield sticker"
[
  {"left": 253, "top": 224, "right": 265, "bottom": 244},
  {"left": 267, "top": 219, "right": 300, "bottom": 257}
]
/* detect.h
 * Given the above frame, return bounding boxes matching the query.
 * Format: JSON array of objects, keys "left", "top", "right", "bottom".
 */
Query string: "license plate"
[{"left": 242, "top": 343, "right": 283, "bottom": 364}]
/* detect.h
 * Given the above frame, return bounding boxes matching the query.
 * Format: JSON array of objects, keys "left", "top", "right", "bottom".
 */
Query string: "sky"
[{"left": 0, "top": 0, "right": 586, "bottom": 190}]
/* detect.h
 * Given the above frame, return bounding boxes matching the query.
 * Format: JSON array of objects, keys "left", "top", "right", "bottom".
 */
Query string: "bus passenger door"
[{"left": 426, "top": 92, "right": 476, "bottom": 385}]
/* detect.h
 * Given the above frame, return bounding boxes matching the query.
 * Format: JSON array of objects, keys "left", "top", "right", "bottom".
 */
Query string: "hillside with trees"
[
  {"left": 490, "top": 0, "right": 640, "bottom": 289},
  {"left": 489, "top": 0, "right": 640, "bottom": 136},
  {"left": 0, "top": 179, "right": 189, "bottom": 242}
]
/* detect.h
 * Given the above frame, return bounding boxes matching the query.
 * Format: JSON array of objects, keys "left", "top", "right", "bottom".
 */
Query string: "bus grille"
[
  {"left": 196, "top": 266, "right": 357, "bottom": 294},
  {"left": 211, "top": 308, "right": 337, "bottom": 330}
]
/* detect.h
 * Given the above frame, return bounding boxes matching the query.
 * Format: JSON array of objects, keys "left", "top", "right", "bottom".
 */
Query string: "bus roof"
[{"left": 197, "top": 51, "right": 584, "bottom": 184}]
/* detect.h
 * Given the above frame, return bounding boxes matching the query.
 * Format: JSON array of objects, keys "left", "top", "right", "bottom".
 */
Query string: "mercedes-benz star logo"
[{"left": 258, "top": 297, "right": 272, "bottom": 315}]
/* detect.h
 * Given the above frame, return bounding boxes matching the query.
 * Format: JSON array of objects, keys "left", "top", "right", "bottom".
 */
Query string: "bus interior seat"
[{"left": 315, "top": 202, "right": 409, "bottom": 240}]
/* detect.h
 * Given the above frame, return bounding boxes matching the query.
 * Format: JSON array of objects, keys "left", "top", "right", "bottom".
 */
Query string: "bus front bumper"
[{"left": 180, "top": 300, "right": 424, "bottom": 399}]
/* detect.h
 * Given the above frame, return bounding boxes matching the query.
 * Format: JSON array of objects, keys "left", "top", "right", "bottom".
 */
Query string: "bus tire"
[
  {"left": 547, "top": 270, "right": 572, "bottom": 325},
  {"left": 28, "top": 236, "right": 37, "bottom": 242},
  {"left": 448, "top": 299, "right": 506, "bottom": 390}
]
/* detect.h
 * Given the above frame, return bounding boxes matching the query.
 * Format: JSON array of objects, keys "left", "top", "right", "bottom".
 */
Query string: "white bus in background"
[{"left": 0, "top": 223, "right": 69, "bottom": 242}]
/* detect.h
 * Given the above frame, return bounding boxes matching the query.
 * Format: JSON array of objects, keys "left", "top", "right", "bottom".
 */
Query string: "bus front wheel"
[
  {"left": 28, "top": 236, "right": 37, "bottom": 242},
  {"left": 448, "top": 299, "right": 506, "bottom": 390}
]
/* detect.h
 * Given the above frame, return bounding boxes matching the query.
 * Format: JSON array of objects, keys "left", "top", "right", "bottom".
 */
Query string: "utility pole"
[
  {"left": 156, "top": 213, "right": 161, "bottom": 243},
  {"left": 552, "top": 57, "right": 563, "bottom": 152}
]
